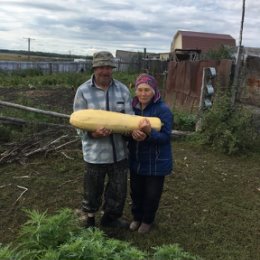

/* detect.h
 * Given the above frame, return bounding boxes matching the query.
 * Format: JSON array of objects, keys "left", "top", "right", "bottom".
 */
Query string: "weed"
[
  {"left": 153, "top": 244, "right": 202, "bottom": 260},
  {"left": 1, "top": 209, "right": 200, "bottom": 260}
]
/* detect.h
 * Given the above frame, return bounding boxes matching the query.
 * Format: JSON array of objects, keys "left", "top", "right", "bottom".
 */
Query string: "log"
[
  {"left": 0, "top": 100, "right": 70, "bottom": 118},
  {"left": 0, "top": 116, "right": 72, "bottom": 128},
  {"left": 171, "top": 130, "right": 193, "bottom": 138}
]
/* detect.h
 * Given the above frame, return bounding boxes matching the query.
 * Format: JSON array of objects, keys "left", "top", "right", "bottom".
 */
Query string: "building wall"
[
  {"left": 159, "top": 53, "right": 170, "bottom": 60},
  {"left": 182, "top": 37, "right": 235, "bottom": 52},
  {"left": 172, "top": 35, "right": 182, "bottom": 50}
]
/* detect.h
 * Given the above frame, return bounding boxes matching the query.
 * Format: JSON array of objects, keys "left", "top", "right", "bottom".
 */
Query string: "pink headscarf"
[{"left": 132, "top": 73, "right": 161, "bottom": 107}]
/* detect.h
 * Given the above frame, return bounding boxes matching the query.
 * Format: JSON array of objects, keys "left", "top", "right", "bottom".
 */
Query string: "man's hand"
[{"left": 91, "top": 127, "right": 112, "bottom": 138}]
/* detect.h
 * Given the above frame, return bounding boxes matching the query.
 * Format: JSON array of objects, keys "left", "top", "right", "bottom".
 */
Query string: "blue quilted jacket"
[{"left": 128, "top": 99, "right": 173, "bottom": 176}]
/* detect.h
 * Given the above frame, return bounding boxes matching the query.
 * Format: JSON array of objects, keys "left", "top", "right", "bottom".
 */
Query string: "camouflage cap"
[{"left": 92, "top": 51, "right": 116, "bottom": 68}]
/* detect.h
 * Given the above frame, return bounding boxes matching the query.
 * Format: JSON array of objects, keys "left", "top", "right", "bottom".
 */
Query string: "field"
[
  {"left": 0, "top": 50, "right": 79, "bottom": 62},
  {"left": 0, "top": 84, "right": 260, "bottom": 259}
]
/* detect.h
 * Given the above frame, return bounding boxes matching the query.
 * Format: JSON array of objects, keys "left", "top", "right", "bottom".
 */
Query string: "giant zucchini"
[{"left": 70, "top": 109, "right": 162, "bottom": 133}]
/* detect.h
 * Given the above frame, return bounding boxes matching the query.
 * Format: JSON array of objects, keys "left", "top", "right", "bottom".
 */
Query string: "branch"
[
  {"left": 60, "top": 151, "right": 74, "bottom": 160},
  {"left": 16, "top": 185, "right": 28, "bottom": 202},
  {"left": 55, "top": 139, "right": 79, "bottom": 150},
  {"left": 24, "top": 135, "right": 68, "bottom": 157}
]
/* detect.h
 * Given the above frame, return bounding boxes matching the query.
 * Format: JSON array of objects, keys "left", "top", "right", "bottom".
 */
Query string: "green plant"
[
  {"left": 173, "top": 111, "right": 196, "bottom": 131},
  {"left": 0, "top": 70, "right": 138, "bottom": 89},
  {"left": 18, "top": 208, "right": 80, "bottom": 251},
  {"left": 0, "top": 244, "right": 21, "bottom": 260},
  {"left": 12, "top": 69, "right": 43, "bottom": 78},
  {"left": 203, "top": 45, "right": 234, "bottom": 60},
  {"left": 1, "top": 208, "right": 200, "bottom": 260},
  {"left": 152, "top": 244, "right": 201, "bottom": 260},
  {"left": 199, "top": 92, "right": 258, "bottom": 154}
]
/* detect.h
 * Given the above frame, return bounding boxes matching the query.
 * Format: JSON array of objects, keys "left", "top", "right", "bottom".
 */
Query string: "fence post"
[{"left": 196, "top": 67, "right": 216, "bottom": 131}]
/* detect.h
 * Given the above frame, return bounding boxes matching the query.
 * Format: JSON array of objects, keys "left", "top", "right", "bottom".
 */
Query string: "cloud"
[{"left": 0, "top": 0, "right": 259, "bottom": 55}]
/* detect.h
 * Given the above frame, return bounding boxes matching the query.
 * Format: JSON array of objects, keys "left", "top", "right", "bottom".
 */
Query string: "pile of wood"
[{"left": 0, "top": 128, "right": 79, "bottom": 164}]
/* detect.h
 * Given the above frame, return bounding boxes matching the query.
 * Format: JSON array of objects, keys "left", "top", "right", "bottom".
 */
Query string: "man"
[{"left": 73, "top": 51, "right": 133, "bottom": 228}]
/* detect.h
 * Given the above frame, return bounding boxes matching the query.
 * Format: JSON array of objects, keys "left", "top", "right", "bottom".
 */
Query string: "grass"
[
  {"left": 0, "top": 51, "right": 77, "bottom": 61},
  {"left": 0, "top": 139, "right": 259, "bottom": 260},
  {"left": 0, "top": 85, "right": 259, "bottom": 260}
]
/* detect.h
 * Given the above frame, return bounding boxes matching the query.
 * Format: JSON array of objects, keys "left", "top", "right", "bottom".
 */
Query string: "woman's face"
[{"left": 135, "top": 83, "right": 155, "bottom": 107}]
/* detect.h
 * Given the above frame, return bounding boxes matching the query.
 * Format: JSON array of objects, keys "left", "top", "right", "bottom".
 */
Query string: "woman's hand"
[
  {"left": 132, "top": 129, "right": 147, "bottom": 141},
  {"left": 139, "top": 118, "right": 151, "bottom": 135}
]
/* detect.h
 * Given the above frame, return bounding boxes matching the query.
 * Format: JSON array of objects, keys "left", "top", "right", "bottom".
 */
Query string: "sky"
[{"left": 0, "top": 0, "right": 259, "bottom": 56}]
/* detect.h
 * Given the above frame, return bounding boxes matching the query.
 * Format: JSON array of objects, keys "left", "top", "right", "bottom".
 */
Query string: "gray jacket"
[{"left": 73, "top": 75, "right": 133, "bottom": 164}]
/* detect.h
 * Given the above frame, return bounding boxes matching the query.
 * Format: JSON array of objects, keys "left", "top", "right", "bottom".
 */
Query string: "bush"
[
  {"left": 173, "top": 111, "right": 196, "bottom": 131},
  {"left": 203, "top": 45, "right": 234, "bottom": 60},
  {"left": 199, "top": 93, "right": 258, "bottom": 154}
]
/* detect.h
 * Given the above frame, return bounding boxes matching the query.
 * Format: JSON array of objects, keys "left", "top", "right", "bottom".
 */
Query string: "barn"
[{"left": 171, "top": 30, "right": 236, "bottom": 53}]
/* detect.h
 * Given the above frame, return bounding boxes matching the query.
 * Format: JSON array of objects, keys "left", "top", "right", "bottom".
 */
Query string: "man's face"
[{"left": 94, "top": 66, "right": 113, "bottom": 87}]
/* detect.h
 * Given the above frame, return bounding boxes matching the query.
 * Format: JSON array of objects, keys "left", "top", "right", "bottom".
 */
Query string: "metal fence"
[
  {"left": 0, "top": 59, "right": 168, "bottom": 74},
  {"left": 0, "top": 60, "right": 92, "bottom": 74},
  {"left": 164, "top": 59, "right": 233, "bottom": 113}
]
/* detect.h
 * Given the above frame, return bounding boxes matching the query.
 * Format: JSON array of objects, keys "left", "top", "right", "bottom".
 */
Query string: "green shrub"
[
  {"left": 203, "top": 45, "right": 234, "bottom": 60},
  {"left": 199, "top": 93, "right": 258, "bottom": 154},
  {"left": 12, "top": 68, "right": 43, "bottom": 78},
  {"left": 1, "top": 208, "right": 201, "bottom": 260},
  {"left": 173, "top": 111, "right": 196, "bottom": 131},
  {"left": 18, "top": 208, "right": 80, "bottom": 252}
]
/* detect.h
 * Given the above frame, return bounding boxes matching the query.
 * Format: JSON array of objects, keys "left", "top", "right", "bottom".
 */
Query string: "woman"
[{"left": 128, "top": 73, "right": 173, "bottom": 234}]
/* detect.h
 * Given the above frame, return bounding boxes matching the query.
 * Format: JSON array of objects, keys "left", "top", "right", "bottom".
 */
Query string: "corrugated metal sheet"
[
  {"left": 0, "top": 61, "right": 92, "bottom": 73},
  {"left": 178, "top": 31, "right": 235, "bottom": 40},
  {"left": 164, "top": 59, "right": 233, "bottom": 112}
]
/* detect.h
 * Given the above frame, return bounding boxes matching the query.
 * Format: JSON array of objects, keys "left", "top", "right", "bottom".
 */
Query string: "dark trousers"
[
  {"left": 82, "top": 159, "right": 128, "bottom": 219},
  {"left": 130, "top": 172, "right": 165, "bottom": 224}
]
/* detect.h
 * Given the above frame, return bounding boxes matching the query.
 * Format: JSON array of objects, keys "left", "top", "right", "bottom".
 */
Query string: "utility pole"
[
  {"left": 24, "top": 37, "right": 35, "bottom": 60},
  {"left": 231, "top": 0, "right": 246, "bottom": 106}
]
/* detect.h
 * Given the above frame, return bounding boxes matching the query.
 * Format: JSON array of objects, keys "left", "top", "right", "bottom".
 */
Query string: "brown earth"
[{"left": 0, "top": 87, "right": 259, "bottom": 260}]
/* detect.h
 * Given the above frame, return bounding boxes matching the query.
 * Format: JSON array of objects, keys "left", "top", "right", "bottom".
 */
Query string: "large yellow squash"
[{"left": 70, "top": 109, "right": 162, "bottom": 133}]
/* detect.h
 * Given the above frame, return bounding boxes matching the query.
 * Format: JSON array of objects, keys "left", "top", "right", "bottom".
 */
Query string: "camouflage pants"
[{"left": 82, "top": 159, "right": 128, "bottom": 219}]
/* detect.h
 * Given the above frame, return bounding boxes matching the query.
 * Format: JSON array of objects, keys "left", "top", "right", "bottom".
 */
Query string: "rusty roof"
[{"left": 175, "top": 30, "right": 235, "bottom": 40}]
